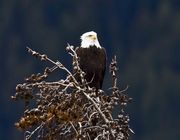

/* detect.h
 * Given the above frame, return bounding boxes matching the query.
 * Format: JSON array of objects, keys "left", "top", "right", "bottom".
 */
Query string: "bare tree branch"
[{"left": 12, "top": 45, "right": 133, "bottom": 140}]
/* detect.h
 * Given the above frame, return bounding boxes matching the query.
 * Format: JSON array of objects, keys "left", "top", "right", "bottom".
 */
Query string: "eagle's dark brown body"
[{"left": 75, "top": 46, "right": 106, "bottom": 90}]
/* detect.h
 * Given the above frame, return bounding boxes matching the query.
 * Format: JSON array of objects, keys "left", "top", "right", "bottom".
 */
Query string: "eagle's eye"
[{"left": 88, "top": 35, "right": 93, "bottom": 37}]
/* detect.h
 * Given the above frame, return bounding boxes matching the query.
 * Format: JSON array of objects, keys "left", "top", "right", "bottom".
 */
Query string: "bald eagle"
[{"left": 75, "top": 31, "right": 106, "bottom": 90}]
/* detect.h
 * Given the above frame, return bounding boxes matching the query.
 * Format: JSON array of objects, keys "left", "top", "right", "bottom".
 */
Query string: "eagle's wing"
[{"left": 99, "top": 47, "right": 106, "bottom": 88}]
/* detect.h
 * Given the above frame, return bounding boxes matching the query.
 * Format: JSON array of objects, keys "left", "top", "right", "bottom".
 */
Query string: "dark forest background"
[{"left": 0, "top": 0, "right": 180, "bottom": 140}]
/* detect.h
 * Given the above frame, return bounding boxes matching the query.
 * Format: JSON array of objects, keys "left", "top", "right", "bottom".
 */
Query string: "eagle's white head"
[{"left": 80, "top": 31, "right": 101, "bottom": 48}]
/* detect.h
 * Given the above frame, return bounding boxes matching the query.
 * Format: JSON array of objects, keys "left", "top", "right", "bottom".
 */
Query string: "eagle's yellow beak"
[{"left": 90, "top": 35, "right": 97, "bottom": 41}]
